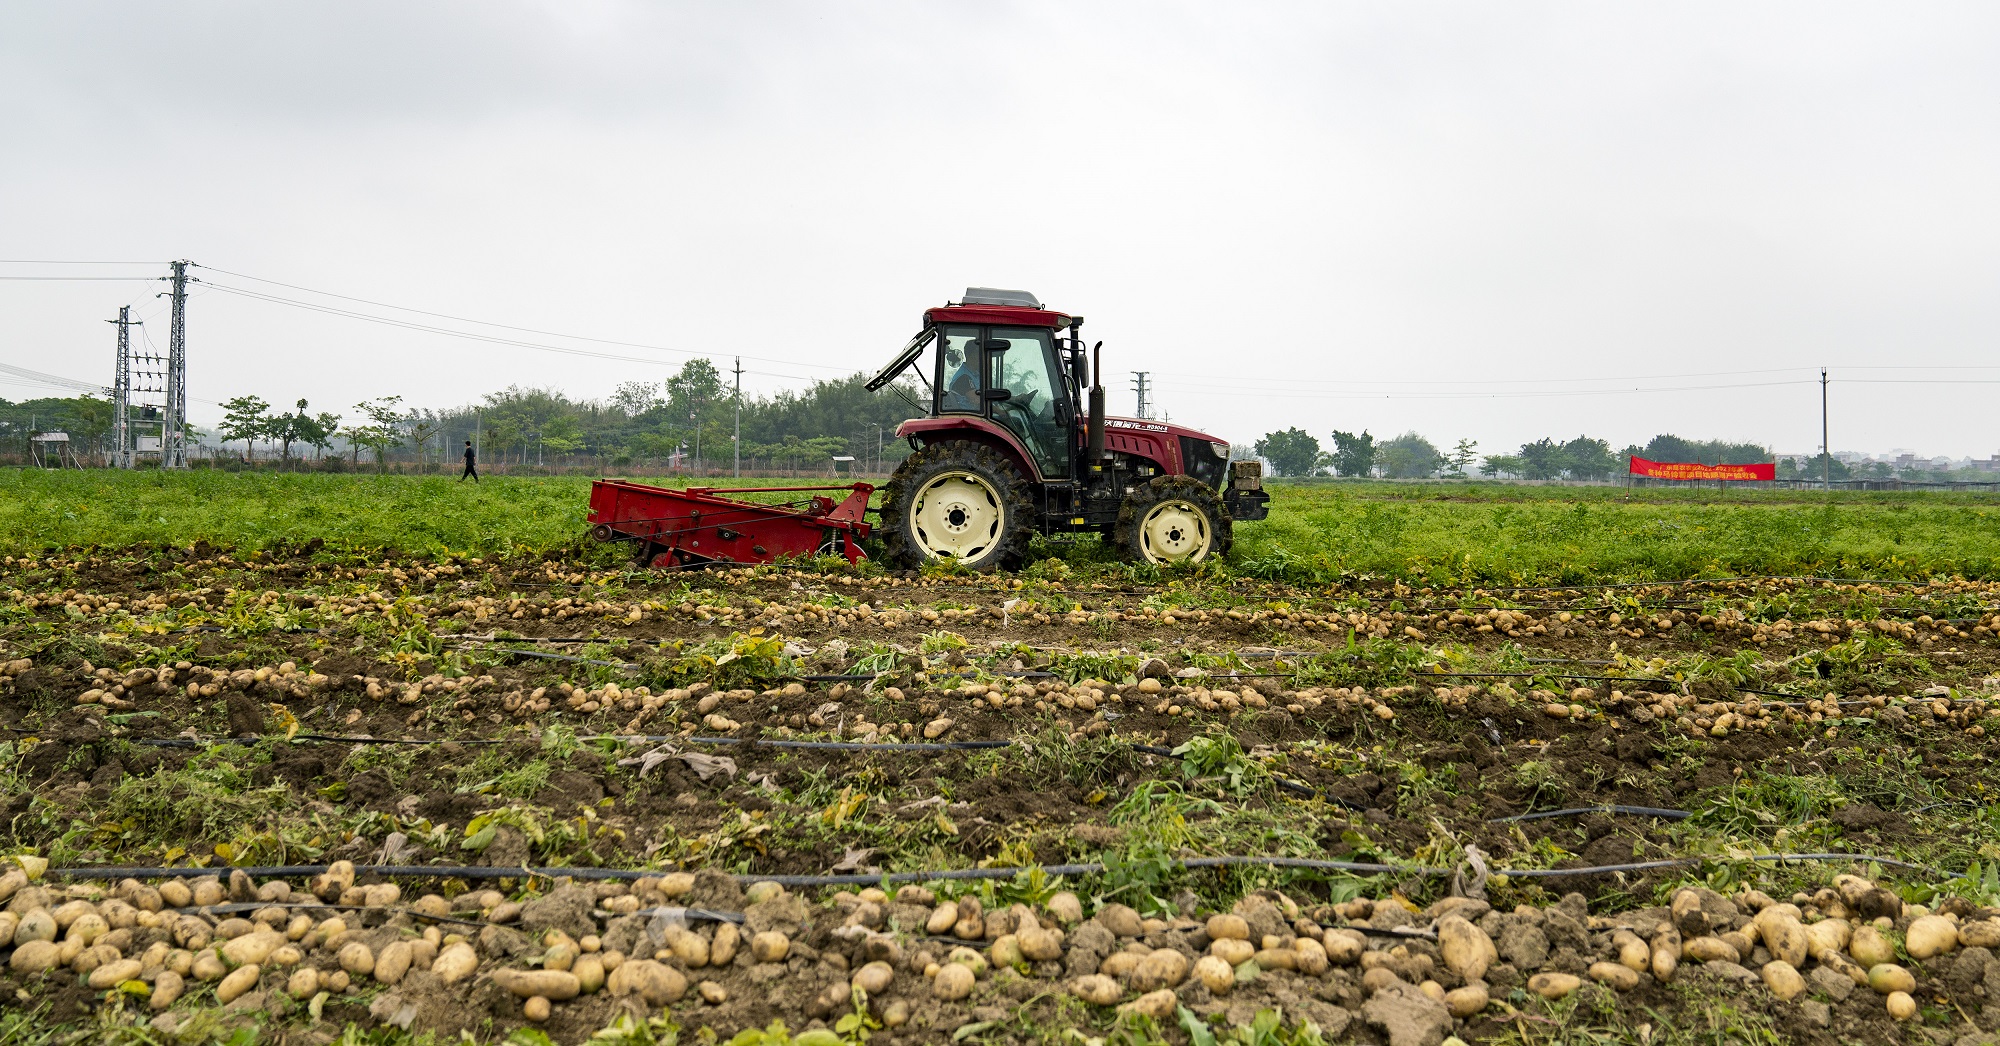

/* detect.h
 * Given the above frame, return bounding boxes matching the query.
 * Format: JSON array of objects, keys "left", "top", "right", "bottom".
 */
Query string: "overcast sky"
[{"left": 6, "top": 2, "right": 1999, "bottom": 459}]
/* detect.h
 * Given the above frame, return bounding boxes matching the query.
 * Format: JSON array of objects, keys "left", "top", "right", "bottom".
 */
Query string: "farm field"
[{"left": 4, "top": 471, "right": 2000, "bottom": 1045}]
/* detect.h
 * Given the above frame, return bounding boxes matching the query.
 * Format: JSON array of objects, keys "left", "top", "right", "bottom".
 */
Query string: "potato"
[
  {"left": 710, "top": 923, "right": 740, "bottom": 967},
  {"left": 1758, "top": 913, "right": 1808, "bottom": 968},
  {"left": 1291, "top": 937, "right": 1330, "bottom": 976},
  {"left": 606, "top": 959, "right": 686, "bottom": 1004},
  {"left": 854, "top": 961, "right": 895, "bottom": 994},
  {"left": 1960, "top": 920, "right": 2000, "bottom": 950},
  {"left": 150, "top": 970, "right": 184, "bottom": 1010},
  {"left": 1850, "top": 926, "right": 1896, "bottom": 967},
  {"left": 433, "top": 942, "right": 478, "bottom": 985},
  {"left": 1445, "top": 983, "right": 1489, "bottom": 1017},
  {"left": 221, "top": 931, "right": 283, "bottom": 966},
  {"left": 1886, "top": 990, "right": 1917, "bottom": 1020},
  {"left": 375, "top": 941, "right": 413, "bottom": 984},
  {"left": 1322, "top": 929, "right": 1365, "bottom": 966},
  {"left": 1651, "top": 925, "right": 1680, "bottom": 983},
  {"left": 494, "top": 967, "right": 582, "bottom": 1001},
  {"left": 1194, "top": 955, "right": 1235, "bottom": 994},
  {"left": 1047, "top": 892, "right": 1084, "bottom": 925},
  {"left": 1614, "top": 930, "right": 1650, "bottom": 972},
  {"left": 1529, "top": 972, "right": 1581, "bottom": 1000},
  {"left": 287, "top": 967, "right": 320, "bottom": 998},
  {"left": 1018, "top": 925, "right": 1064, "bottom": 962},
  {"left": 1210, "top": 938, "right": 1255, "bottom": 966},
  {"left": 523, "top": 996, "right": 552, "bottom": 1022},
  {"left": 573, "top": 955, "right": 606, "bottom": 994},
  {"left": 192, "top": 950, "right": 227, "bottom": 982},
  {"left": 1206, "top": 914, "right": 1251, "bottom": 941},
  {"left": 1436, "top": 915, "right": 1496, "bottom": 982},
  {"left": 926, "top": 904, "right": 959, "bottom": 935},
  {"left": 1129, "top": 949, "right": 1189, "bottom": 993},
  {"left": 1120, "top": 988, "right": 1178, "bottom": 1019},
  {"left": 1684, "top": 937, "right": 1739, "bottom": 964},
  {"left": 1906, "top": 915, "right": 1959, "bottom": 959},
  {"left": 933, "top": 962, "right": 975, "bottom": 1000},
  {"left": 1761, "top": 960, "right": 1804, "bottom": 1001},
  {"left": 215, "top": 963, "right": 260, "bottom": 1004},
  {"left": 1803, "top": 920, "right": 1849, "bottom": 961},
  {"left": 87, "top": 959, "right": 143, "bottom": 989},
  {"left": 1071, "top": 973, "right": 1122, "bottom": 1005},
  {"left": 1589, "top": 961, "right": 1639, "bottom": 990},
  {"left": 751, "top": 931, "right": 790, "bottom": 963},
  {"left": 13, "top": 909, "right": 56, "bottom": 945},
  {"left": 9, "top": 940, "right": 60, "bottom": 974},
  {"left": 338, "top": 942, "right": 375, "bottom": 976},
  {"left": 1868, "top": 964, "right": 1916, "bottom": 996}
]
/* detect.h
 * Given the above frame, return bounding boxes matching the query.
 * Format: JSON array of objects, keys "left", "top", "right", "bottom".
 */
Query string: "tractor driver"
[{"left": 942, "top": 344, "right": 979, "bottom": 412}]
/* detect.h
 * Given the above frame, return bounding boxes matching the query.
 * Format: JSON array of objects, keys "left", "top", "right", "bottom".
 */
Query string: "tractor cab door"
[
  {"left": 983, "top": 327, "right": 1072, "bottom": 480},
  {"left": 931, "top": 325, "right": 1072, "bottom": 480}
]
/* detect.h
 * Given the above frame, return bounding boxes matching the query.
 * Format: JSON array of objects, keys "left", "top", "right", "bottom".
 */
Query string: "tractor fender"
[{"left": 895, "top": 417, "right": 1052, "bottom": 483}]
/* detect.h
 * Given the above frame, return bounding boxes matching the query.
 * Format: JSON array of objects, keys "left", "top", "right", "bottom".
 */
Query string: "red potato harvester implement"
[
  {"left": 587, "top": 482, "right": 875, "bottom": 568},
  {"left": 589, "top": 287, "right": 1268, "bottom": 570}
]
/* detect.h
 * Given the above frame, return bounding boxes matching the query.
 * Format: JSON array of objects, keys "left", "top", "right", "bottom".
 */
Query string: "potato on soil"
[
  {"left": 216, "top": 964, "right": 260, "bottom": 1004},
  {"left": 1868, "top": 964, "right": 1916, "bottom": 996},
  {"left": 495, "top": 967, "right": 582, "bottom": 1001},
  {"left": 1121, "top": 988, "right": 1178, "bottom": 1019},
  {"left": 1444, "top": 983, "right": 1489, "bottom": 1017},
  {"left": 1906, "top": 915, "right": 1959, "bottom": 958},
  {"left": 150, "top": 971, "right": 184, "bottom": 1010},
  {"left": 1193, "top": 955, "right": 1234, "bottom": 994},
  {"left": 1529, "top": 972, "right": 1581, "bottom": 999},
  {"left": 1761, "top": 960, "right": 1805, "bottom": 1000},
  {"left": 433, "top": 942, "right": 478, "bottom": 984},
  {"left": 1071, "top": 974, "right": 1122, "bottom": 1005},
  {"left": 933, "top": 962, "right": 976, "bottom": 1000},
  {"left": 1887, "top": 990, "right": 1918, "bottom": 1020},
  {"left": 607, "top": 959, "right": 686, "bottom": 1004},
  {"left": 523, "top": 996, "right": 552, "bottom": 1022}
]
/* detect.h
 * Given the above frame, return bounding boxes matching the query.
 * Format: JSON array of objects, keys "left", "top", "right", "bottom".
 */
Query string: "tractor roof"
[{"left": 926, "top": 289, "right": 1073, "bottom": 330}]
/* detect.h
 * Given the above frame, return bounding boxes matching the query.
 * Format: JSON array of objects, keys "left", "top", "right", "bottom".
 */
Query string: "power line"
[
  {"left": 200, "top": 282, "right": 825, "bottom": 383},
  {"left": 1150, "top": 378, "right": 1821, "bottom": 401},
  {"left": 0, "top": 259, "right": 165, "bottom": 265},
  {"left": 189, "top": 263, "right": 852, "bottom": 374},
  {"left": 0, "top": 276, "right": 159, "bottom": 282}
]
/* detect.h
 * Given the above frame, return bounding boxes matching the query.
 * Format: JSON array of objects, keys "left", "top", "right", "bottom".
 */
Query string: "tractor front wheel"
[
  {"left": 1115, "top": 475, "right": 1231, "bottom": 565},
  {"left": 880, "top": 441, "right": 1036, "bottom": 571}
]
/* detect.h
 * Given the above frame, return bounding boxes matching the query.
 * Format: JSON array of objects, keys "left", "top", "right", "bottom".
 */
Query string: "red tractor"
[{"left": 866, "top": 288, "right": 1267, "bottom": 570}]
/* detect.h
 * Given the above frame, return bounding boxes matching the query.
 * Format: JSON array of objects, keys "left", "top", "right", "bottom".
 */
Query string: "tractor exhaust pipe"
[{"left": 1087, "top": 339, "right": 1106, "bottom": 465}]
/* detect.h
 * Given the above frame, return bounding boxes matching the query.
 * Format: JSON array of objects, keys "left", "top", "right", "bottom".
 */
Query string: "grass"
[{"left": 6, "top": 469, "right": 2000, "bottom": 583}]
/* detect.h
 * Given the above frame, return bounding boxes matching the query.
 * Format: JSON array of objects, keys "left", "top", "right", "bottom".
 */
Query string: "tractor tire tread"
[
  {"left": 879, "top": 441, "right": 1037, "bottom": 571},
  {"left": 1114, "top": 474, "right": 1232, "bottom": 564}
]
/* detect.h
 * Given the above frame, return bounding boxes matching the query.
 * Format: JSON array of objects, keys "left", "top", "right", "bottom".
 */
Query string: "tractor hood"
[{"left": 1103, "top": 415, "right": 1228, "bottom": 447}]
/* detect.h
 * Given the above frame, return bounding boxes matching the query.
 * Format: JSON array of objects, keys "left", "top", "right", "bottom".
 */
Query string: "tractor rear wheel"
[
  {"left": 880, "top": 441, "right": 1036, "bottom": 571},
  {"left": 1115, "top": 475, "right": 1231, "bottom": 565}
]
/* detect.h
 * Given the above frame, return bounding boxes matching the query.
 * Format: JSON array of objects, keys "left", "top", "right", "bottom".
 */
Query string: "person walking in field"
[{"left": 460, "top": 440, "right": 479, "bottom": 483}]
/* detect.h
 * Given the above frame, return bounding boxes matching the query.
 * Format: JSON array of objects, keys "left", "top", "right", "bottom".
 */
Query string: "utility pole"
[
  {"left": 161, "top": 260, "right": 190, "bottom": 468},
  {"left": 107, "top": 306, "right": 139, "bottom": 468},
  {"left": 733, "top": 356, "right": 742, "bottom": 478},
  {"left": 1820, "top": 367, "right": 1830, "bottom": 491},
  {"left": 1130, "top": 371, "right": 1151, "bottom": 420}
]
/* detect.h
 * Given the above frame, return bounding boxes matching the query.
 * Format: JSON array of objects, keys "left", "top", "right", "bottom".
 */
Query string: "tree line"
[
  {"left": 0, "top": 359, "right": 926, "bottom": 473},
  {"left": 1252, "top": 428, "right": 1798, "bottom": 480}
]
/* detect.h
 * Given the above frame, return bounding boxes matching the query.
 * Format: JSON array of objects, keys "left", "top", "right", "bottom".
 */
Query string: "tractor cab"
[{"left": 867, "top": 288, "right": 1267, "bottom": 569}]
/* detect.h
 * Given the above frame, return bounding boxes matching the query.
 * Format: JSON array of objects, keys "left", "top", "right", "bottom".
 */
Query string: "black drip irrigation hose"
[{"left": 44, "top": 850, "right": 1955, "bottom": 889}]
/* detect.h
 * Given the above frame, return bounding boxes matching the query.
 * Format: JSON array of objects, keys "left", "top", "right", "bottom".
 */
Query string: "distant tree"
[
  {"left": 1254, "top": 428, "right": 1323, "bottom": 478},
  {"left": 1378, "top": 432, "right": 1444, "bottom": 479},
  {"left": 610, "top": 381, "right": 663, "bottom": 418},
  {"left": 1560, "top": 436, "right": 1619, "bottom": 480},
  {"left": 541, "top": 414, "right": 586, "bottom": 457},
  {"left": 1481, "top": 454, "right": 1525, "bottom": 478},
  {"left": 1640, "top": 433, "right": 1771, "bottom": 465},
  {"left": 304, "top": 411, "right": 341, "bottom": 461},
  {"left": 1329, "top": 430, "right": 1377, "bottom": 478},
  {"left": 347, "top": 396, "right": 407, "bottom": 471},
  {"left": 217, "top": 395, "right": 272, "bottom": 461},
  {"left": 1445, "top": 439, "right": 1478, "bottom": 479},
  {"left": 1517, "top": 438, "right": 1567, "bottom": 480}
]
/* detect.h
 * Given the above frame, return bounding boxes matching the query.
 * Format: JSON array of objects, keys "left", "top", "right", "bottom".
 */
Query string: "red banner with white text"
[{"left": 1628, "top": 456, "right": 1776, "bottom": 481}]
